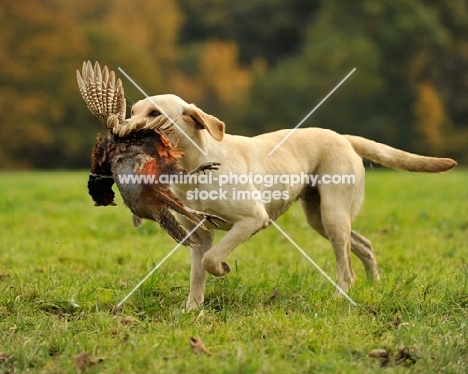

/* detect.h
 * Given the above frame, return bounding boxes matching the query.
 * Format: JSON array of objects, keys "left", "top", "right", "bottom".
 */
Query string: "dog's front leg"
[
  {"left": 185, "top": 227, "right": 214, "bottom": 312},
  {"left": 202, "top": 216, "right": 269, "bottom": 276}
]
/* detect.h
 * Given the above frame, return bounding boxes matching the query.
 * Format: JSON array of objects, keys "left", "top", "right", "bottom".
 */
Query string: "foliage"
[
  {"left": 0, "top": 0, "right": 89, "bottom": 168},
  {"left": 177, "top": 0, "right": 320, "bottom": 64},
  {"left": 0, "top": 0, "right": 467, "bottom": 168},
  {"left": 239, "top": 0, "right": 468, "bottom": 161},
  {"left": 0, "top": 171, "right": 467, "bottom": 372},
  {"left": 413, "top": 81, "right": 447, "bottom": 153}
]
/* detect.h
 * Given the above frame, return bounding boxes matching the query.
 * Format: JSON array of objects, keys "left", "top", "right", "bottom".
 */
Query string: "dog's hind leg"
[
  {"left": 351, "top": 230, "right": 380, "bottom": 281},
  {"left": 300, "top": 186, "right": 356, "bottom": 290},
  {"left": 320, "top": 194, "right": 356, "bottom": 292},
  {"left": 301, "top": 186, "right": 379, "bottom": 285}
]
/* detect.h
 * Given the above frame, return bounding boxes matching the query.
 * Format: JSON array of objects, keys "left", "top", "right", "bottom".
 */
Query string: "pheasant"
[{"left": 77, "top": 61, "right": 225, "bottom": 246}]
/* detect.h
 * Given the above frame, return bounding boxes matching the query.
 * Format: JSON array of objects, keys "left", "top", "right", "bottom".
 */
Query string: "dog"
[{"left": 128, "top": 94, "right": 456, "bottom": 311}]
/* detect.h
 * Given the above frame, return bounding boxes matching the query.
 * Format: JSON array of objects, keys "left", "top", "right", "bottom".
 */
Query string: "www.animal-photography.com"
[{"left": 1, "top": 1, "right": 467, "bottom": 373}]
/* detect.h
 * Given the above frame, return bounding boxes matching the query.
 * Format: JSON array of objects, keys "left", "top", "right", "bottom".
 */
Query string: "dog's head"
[{"left": 129, "top": 94, "right": 225, "bottom": 147}]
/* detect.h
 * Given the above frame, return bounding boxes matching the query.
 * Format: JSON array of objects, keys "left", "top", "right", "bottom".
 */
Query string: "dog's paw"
[
  {"left": 183, "top": 306, "right": 205, "bottom": 316},
  {"left": 202, "top": 258, "right": 230, "bottom": 276},
  {"left": 184, "top": 298, "right": 204, "bottom": 313},
  {"left": 221, "top": 261, "right": 230, "bottom": 274}
]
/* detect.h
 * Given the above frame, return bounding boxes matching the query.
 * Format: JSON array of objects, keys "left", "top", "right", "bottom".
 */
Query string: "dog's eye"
[
  {"left": 149, "top": 110, "right": 161, "bottom": 117},
  {"left": 131, "top": 109, "right": 134, "bottom": 116}
]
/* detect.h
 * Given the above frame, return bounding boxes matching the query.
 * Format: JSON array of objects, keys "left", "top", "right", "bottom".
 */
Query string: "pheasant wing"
[{"left": 76, "top": 61, "right": 126, "bottom": 127}]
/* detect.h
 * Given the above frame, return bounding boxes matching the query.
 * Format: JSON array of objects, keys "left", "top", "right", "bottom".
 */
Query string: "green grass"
[{"left": 0, "top": 170, "right": 467, "bottom": 373}]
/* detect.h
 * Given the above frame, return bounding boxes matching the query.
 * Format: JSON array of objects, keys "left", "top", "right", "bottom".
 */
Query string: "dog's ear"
[{"left": 183, "top": 105, "right": 225, "bottom": 141}]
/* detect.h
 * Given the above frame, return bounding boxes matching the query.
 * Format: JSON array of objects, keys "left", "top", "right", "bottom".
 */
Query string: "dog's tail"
[{"left": 344, "top": 135, "right": 457, "bottom": 172}]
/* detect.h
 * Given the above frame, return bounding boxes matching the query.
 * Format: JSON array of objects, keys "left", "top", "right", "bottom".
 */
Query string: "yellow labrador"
[{"left": 129, "top": 94, "right": 456, "bottom": 311}]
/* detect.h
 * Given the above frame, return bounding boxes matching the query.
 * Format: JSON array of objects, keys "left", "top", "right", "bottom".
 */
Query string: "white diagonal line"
[
  {"left": 269, "top": 219, "right": 357, "bottom": 306},
  {"left": 268, "top": 68, "right": 356, "bottom": 156},
  {"left": 115, "top": 219, "right": 206, "bottom": 308},
  {"left": 118, "top": 67, "right": 208, "bottom": 155}
]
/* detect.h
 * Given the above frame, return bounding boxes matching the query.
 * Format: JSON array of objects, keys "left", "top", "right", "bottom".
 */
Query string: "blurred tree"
[
  {"left": 0, "top": 0, "right": 467, "bottom": 168},
  {"left": 425, "top": 0, "right": 468, "bottom": 162},
  {"left": 48, "top": 0, "right": 183, "bottom": 100},
  {"left": 170, "top": 40, "right": 251, "bottom": 120},
  {"left": 413, "top": 81, "right": 447, "bottom": 153},
  {"left": 177, "top": 0, "right": 320, "bottom": 65},
  {"left": 238, "top": 0, "right": 468, "bottom": 162},
  {"left": 0, "top": 0, "right": 184, "bottom": 168},
  {"left": 198, "top": 41, "right": 251, "bottom": 106},
  {"left": 0, "top": 0, "right": 89, "bottom": 168}
]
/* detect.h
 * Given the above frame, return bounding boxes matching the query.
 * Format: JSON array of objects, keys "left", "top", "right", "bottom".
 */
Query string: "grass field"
[{"left": 0, "top": 170, "right": 467, "bottom": 373}]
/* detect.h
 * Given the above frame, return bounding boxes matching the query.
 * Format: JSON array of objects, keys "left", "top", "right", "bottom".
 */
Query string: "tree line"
[{"left": 1, "top": 0, "right": 467, "bottom": 169}]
